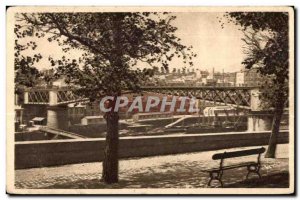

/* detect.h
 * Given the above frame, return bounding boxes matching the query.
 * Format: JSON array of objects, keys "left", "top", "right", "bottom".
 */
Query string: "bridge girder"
[
  {"left": 24, "top": 86, "right": 257, "bottom": 108},
  {"left": 141, "top": 86, "right": 255, "bottom": 108}
]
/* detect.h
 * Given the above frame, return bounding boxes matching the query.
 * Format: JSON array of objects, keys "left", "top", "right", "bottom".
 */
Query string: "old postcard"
[{"left": 6, "top": 6, "right": 294, "bottom": 195}]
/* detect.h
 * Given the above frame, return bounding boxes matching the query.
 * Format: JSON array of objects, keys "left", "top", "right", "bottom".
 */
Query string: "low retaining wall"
[{"left": 15, "top": 131, "right": 289, "bottom": 169}]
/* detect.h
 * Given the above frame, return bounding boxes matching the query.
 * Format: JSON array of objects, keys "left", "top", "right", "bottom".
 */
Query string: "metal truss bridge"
[
  {"left": 142, "top": 86, "right": 257, "bottom": 109},
  {"left": 24, "top": 87, "right": 89, "bottom": 106},
  {"left": 24, "top": 86, "right": 258, "bottom": 109}
]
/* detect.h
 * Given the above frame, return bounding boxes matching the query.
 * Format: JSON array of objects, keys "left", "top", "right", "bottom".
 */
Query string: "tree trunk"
[
  {"left": 102, "top": 111, "right": 119, "bottom": 184},
  {"left": 101, "top": 15, "right": 123, "bottom": 184},
  {"left": 265, "top": 102, "right": 284, "bottom": 158}
]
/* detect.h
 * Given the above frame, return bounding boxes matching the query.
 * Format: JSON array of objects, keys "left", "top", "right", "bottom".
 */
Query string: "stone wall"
[{"left": 15, "top": 131, "right": 289, "bottom": 169}]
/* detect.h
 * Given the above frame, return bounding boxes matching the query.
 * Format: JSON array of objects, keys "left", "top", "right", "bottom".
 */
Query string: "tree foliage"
[
  {"left": 17, "top": 12, "right": 196, "bottom": 99},
  {"left": 14, "top": 24, "right": 41, "bottom": 94},
  {"left": 225, "top": 12, "right": 289, "bottom": 109}
]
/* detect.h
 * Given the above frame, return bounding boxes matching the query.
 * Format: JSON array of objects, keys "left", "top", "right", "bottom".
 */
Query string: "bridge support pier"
[
  {"left": 248, "top": 89, "right": 273, "bottom": 132},
  {"left": 247, "top": 112, "right": 273, "bottom": 132},
  {"left": 47, "top": 106, "right": 69, "bottom": 130},
  {"left": 49, "top": 90, "right": 58, "bottom": 106}
]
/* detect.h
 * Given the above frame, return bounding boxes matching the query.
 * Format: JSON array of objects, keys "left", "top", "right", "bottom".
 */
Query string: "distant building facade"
[{"left": 235, "top": 69, "right": 263, "bottom": 86}]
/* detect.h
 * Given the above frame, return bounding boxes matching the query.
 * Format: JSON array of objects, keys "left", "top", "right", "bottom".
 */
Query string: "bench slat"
[{"left": 212, "top": 147, "right": 265, "bottom": 160}]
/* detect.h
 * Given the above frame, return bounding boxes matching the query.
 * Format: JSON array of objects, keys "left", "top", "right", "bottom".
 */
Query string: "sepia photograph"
[{"left": 6, "top": 6, "right": 295, "bottom": 195}]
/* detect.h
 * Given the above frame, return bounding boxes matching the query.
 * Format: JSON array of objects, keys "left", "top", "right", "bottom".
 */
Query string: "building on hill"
[{"left": 236, "top": 68, "right": 263, "bottom": 86}]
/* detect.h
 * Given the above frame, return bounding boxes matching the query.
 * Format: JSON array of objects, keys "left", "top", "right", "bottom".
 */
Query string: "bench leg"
[
  {"left": 208, "top": 171, "right": 224, "bottom": 187},
  {"left": 246, "top": 165, "right": 261, "bottom": 180}
]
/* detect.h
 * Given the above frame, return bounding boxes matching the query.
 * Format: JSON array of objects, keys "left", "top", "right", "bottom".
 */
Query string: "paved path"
[{"left": 15, "top": 144, "right": 289, "bottom": 189}]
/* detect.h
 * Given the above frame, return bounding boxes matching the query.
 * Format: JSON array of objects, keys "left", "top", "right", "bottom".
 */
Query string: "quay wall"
[{"left": 15, "top": 131, "right": 289, "bottom": 169}]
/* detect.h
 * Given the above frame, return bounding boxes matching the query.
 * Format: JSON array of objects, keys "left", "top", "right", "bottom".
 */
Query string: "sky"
[
  {"left": 171, "top": 12, "right": 245, "bottom": 73},
  {"left": 20, "top": 12, "right": 246, "bottom": 73}
]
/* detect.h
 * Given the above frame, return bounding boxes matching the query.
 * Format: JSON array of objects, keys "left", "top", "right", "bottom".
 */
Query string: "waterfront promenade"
[{"left": 15, "top": 144, "right": 289, "bottom": 189}]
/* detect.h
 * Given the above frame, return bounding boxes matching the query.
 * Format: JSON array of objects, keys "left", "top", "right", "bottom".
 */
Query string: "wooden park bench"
[{"left": 205, "top": 147, "right": 266, "bottom": 187}]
